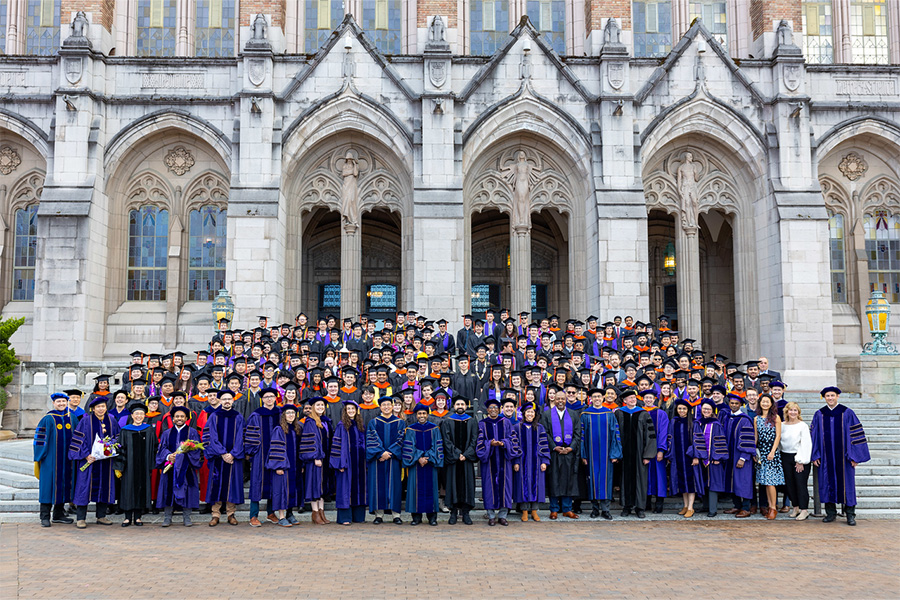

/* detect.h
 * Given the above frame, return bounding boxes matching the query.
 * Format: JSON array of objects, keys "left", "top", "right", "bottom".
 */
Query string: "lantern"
[
  {"left": 211, "top": 289, "right": 235, "bottom": 334},
  {"left": 861, "top": 290, "right": 898, "bottom": 355},
  {"left": 663, "top": 242, "right": 676, "bottom": 276}
]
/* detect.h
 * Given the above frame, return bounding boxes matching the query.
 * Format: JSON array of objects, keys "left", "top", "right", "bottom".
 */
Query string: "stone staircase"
[{"left": 1, "top": 393, "right": 897, "bottom": 522}]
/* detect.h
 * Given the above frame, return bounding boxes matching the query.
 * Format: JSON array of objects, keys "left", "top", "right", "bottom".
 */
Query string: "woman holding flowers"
[{"left": 68, "top": 396, "right": 121, "bottom": 529}]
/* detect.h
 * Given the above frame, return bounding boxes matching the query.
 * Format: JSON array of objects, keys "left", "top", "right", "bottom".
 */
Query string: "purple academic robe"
[
  {"left": 666, "top": 415, "right": 698, "bottom": 495},
  {"left": 244, "top": 406, "right": 281, "bottom": 502},
  {"left": 203, "top": 408, "right": 245, "bottom": 505},
  {"left": 719, "top": 410, "right": 755, "bottom": 499},
  {"left": 155, "top": 425, "right": 202, "bottom": 509},
  {"left": 512, "top": 421, "right": 550, "bottom": 503},
  {"left": 330, "top": 423, "right": 368, "bottom": 509},
  {"left": 810, "top": 404, "right": 870, "bottom": 505},
  {"left": 476, "top": 416, "right": 520, "bottom": 510},
  {"left": 68, "top": 413, "right": 120, "bottom": 506},
  {"left": 300, "top": 418, "right": 327, "bottom": 501},
  {"left": 266, "top": 425, "right": 300, "bottom": 512},
  {"left": 686, "top": 417, "right": 728, "bottom": 493},
  {"left": 646, "top": 407, "right": 669, "bottom": 497},
  {"left": 401, "top": 421, "right": 445, "bottom": 514}
]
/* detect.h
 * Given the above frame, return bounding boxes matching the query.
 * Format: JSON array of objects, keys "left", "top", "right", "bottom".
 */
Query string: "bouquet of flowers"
[
  {"left": 162, "top": 439, "right": 205, "bottom": 473},
  {"left": 80, "top": 435, "right": 120, "bottom": 471}
]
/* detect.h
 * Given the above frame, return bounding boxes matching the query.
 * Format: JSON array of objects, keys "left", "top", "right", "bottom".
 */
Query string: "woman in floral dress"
[{"left": 754, "top": 394, "right": 785, "bottom": 520}]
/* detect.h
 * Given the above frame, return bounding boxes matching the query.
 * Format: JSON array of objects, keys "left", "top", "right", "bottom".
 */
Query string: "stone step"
[
  {"left": 0, "top": 457, "right": 36, "bottom": 476},
  {"left": 867, "top": 442, "right": 900, "bottom": 451},
  {"left": 856, "top": 476, "right": 900, "bottom": 486},
  {"left": 0, "top": 485, "right": 38, "bottom": 501},
  {"left": 855, "top": 497, "right": 900, "bottom": 509},
  {"left": 0, "top": 469, "right": 39, "bottom": 489}
]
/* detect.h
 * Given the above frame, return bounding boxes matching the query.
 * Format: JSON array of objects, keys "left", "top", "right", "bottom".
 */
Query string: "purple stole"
[{"left": 550, "top": 409, "right": 574, "bottom": 446}]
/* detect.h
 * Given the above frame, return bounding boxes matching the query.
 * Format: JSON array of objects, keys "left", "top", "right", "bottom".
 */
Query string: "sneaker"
[
  {"left": 249, "top": 517, "right": 263, "bottom": 527},
  {"left": 76, "top": 520, "right": 87, "bottom": 529},
  {"left": 96, "top": 517, "right": 113, "bottom": 526},
  {"left": 286, "top": 514, "right": 299, "bottom": 525},
  {"left": 266, "top": 514, "right": 279, "bottom": 524},
  {"left": 41, "top": 519, "right": 51, "bottom": 528},
  {"left": 278, "top": 518, "right": 293, "bottom": 527},
  {"left": 51, "top": 517, "right": 74, "bottom": 524}
]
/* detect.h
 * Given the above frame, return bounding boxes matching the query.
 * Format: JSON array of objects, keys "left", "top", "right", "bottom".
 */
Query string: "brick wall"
[
  {"left": 585, "top": 0, "right": 632, "bottom": 32},
  {"left": 241, "top": 0, "right": 285, "bottom": 28},
  {"left": 61, "top": 0, "right": 113, "bottom": 32},
  {"left": 417, "top": 0, "right": 457, "bottom": 28},
  {"left": 750, "top": 0, "right": 802, "bottom": 40}
]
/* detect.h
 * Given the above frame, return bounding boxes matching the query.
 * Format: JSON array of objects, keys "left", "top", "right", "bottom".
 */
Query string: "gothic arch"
[
  {"left": 860, "top": 176, "right": 900, "bottom": 216},
  {"left": 819, "top": 175, "right": 853, "bottom": 220},
  {"left": 7, "top": 170, "right": 46, "bottom": 211},
  {"left": 124, "top": 171, "right": 173, "bottom": 212},
  {"left": 183, "top": 171, "right": 230, "bottom": 213},
  {"left": 816, "top": 117, "right": 900, "bottom": 169},
  {"left": 0, "top": 109, "right": 51, "bottom": 159},
  {"left": 643, "top": 146, "right": 743, "bottom": 220}
]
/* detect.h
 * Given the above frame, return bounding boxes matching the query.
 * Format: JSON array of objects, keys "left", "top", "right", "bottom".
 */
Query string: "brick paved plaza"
[{"left": 1, "top": 519, "right": 897, "bottom": 599}]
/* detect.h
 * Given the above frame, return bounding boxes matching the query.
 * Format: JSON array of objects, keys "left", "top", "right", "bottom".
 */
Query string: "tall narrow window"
[
  {"left": 138, "top": 0, "right": 177, "bottom": 56},
  {"left": 318, "top": 283, "right": 341, "bottom": 319},
  {"left": 531, "top": 283, "right": 548, "bottom": 318},
  {"left": 366, "top": 283, "right": 398, "bottom": 315},
  {"left": 864, "top": 212, "right": 900, "bottom": 303},
  {"left": 12, "top": 205, "right": 38, "bottom": 301},
  {"left": 527, "top": 0, "right": 565, "bottom": 54},
  {"left": 195, "top": 0, "right": 235, "bottom": 57},
  {"left": 689, "top": 0, "right": 726, "bottom": 48},
  {"left": 633, "top": 1, "right": 672, "bottom": 57},
  {"left": 26, "top": 0, "right": 60, "bottom": 55},
  {"left": 850, "top": 0, "right": 889, "bottom": 64},
  {"left": 0, "top": 0, "right": 8, "bottom": 54},
  {"left": 305, "top": 0, "right": 343, "bottom": 53},
  {"left": 471, "top": 283, "right": 501, "bottom": 317},
  {"left": 127, "top": 206, "right": 169, "bottom": 301},
  {"left": 362, "top": 0, "right": 401, "bottom": 54},
  {"left": 802, "top": 1, "right": 834, "bottom": 64},
  {"left": 188, "top": 206, "right": 226, "bottom": 301},
  {"left": 470, "top": 0, "right": 509, "bottom": 55},
  {"left": 828, "top": 212, "right": 847, "bottom": 303}
]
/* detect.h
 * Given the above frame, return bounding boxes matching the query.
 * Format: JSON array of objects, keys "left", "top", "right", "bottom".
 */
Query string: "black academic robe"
[
  {"left": 440, "top": 415, "right": 478, "bottom": 509},
  {"left": 541, "top": 408, "right": 583, "bottom": 498},
  {"left": 615, "top": 407, "right": 657, "bottom": 510},
  {"left": 113, "top": 424, "right": 159, "bottom": 512},
  {"left": 452, "top": 371, "right": 480, "bottom": 405}
]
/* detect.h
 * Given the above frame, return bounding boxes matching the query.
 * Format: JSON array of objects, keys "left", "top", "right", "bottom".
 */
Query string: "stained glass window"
[
  {"left": 0, "top": 0, "right": 8, "bottom": 54},
  {"left": 802, "top": 1, "right": 834, "bottom": 64},
  {"left": 318, "top": 283, "right": 341, "bottom": 318},
  {"left": 13, "top": 205, "right": 38, "bottom": 301},
  {"left": 864, "top": 212, "right": 900, "bottom": 303},
  {"left": 367, "top": 283, "right": 397, "bottom": 312},
  {"left": 304, "top": 0, "right": 343, "bottom": 53},
  {"left": 689, "top": 0, "right": 726, "bottom": 49},
  {"left": 828, "top": 212, "right": 847, "bottom": 303},
  {"left": 526, "top": 0, "right": 565, "bottom": 54},
  {"left": 471, "top": 1, "right": 509, "bottom": 55},
  {"left": 362, "top": 0, "right": 401, "bottom": 54},
  {"left": 127, "top": 206, "right": 169, "bottom": 301},
  {"left": 850, "top": 0, "right": 889, "bottom": 64},
  {"left": 195, "top": 0, "right": 235, "bottom": 57},
  {"left": 471, "top": 283, "right": 501, "bottom": 316},
  {"left": 138, "top": 0, "right": 177, "bottom": 56},
  {"left": 531, "top": 283, "right": 547, "bottom": 317},
  {"left": 188, "top": 206, "right": 226, "bottom": 301},
  {"left": 25, "top": 0, "right": 60, "bottom": 55},
  {"left": 633, "top": 1, "right": 672, "bottom": 57}
]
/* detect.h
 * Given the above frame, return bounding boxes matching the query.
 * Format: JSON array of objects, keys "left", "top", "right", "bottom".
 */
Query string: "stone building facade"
[{"left": 0, "top": 0, "right": 899, "bottom": 408}]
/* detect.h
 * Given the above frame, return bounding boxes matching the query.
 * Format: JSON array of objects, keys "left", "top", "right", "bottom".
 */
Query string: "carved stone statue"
[
  {"left": 71, "top": 11, "right": 89, "bottom": 38},
  {"left": 508, "top": 151, "right": 535, "bottom": 230},
  {"left": 429, "top": 15, "right": 446, "bottom": 43},
  {"left": 340, "top": 150, "right": 360, "bottom": 228},
  {"left": 252, "top": 14, "right": 267, "bottom": 40},
  {"left": 777, "top": 19, "right": 793, "bottom": 48},
  {"left": 676, "top": 152, "right": 700, "bottom": 230},
  {"left": 603, "top": 18, "right": 621, "bottom": 46}
]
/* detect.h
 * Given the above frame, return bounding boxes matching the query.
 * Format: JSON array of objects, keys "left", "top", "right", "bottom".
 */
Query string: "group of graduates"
[{"left": 32, "top": 310, "right": 871, "bottom": 529}]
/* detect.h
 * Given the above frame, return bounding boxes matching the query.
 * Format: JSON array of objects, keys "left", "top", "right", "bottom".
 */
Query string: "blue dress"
[{"left": 755, "top": 416, "right": 785, "bottom": 486}]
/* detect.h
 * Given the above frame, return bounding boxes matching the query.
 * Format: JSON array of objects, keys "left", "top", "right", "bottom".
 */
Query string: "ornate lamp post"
[
  {"left": 861, "top": 290, "right": 898, "bottom": 355},
  {"left": 211, "top": 289, "right": 235, "bottom": 334}
]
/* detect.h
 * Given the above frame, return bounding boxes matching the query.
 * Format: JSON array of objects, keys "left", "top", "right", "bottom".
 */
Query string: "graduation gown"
[
  {"left": 33, "top": 410, "right": 75, "bottom": 504},
  {"left": 114, "top": 424, "right": 159, "bottom": 511},
  {"left": 687, "top": 417, "right": 728, "bottom": 493},
  {"left": 68, "top": 412, "right": 120, "bottom": 506},
  {"left": 615, "top": 406, "right": 656, "bottom": 509},
  {"left": 440, "top": 414, "right": 478, "bottom": 508},
  {"left": 645, "top": 407, "right": 669, "bottom": 497},
  {"left": 579, "top": 407, "right": 622, "bottom": 501},
  {"left": 718, "top": 410, "right": 756, "bottom": 499},
  {"left": 203, "top": 408, "right": 245, "bottom": 505},
  {"left": 512, "top": 421, "right": 551, "bottom": 503},
  {"left": 267, "top": 425, "right": 300, "bottom": 512},
  {"left": 156, "top": 425, "right": 202, "bottom": 509},
  {"left": 810, "top": 404, "right": 871, "bottom": 505},
  {"left": 244, "top": 406, "right": 281, "bottom": 502},
  {"left": 323, "top": 396, "right": 344, "bottom": 427},
  {"left": 401, "top": 421, "right": 444, "bottom": 514},
  {"left": 366, "top": 415, "right": 406, "bottom": 513},
  {"left": 476, "top": 416, "right": 519, "bottom": 510},
  {"left": 330, "top": 423, "right": 368, "bottom": 509},
  {"left": 666, "top": 415, "right": 698, "bottom": 495},
  {"left": 300, "top": 417, "right": 328, "bottom": 501},
  {"left": 541, "top": 408, "right": 583, "bottom": 498}
]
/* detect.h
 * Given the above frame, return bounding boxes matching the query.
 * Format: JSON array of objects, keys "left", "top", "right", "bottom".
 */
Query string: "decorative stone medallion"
[
  {"left": 607, "top": 62, "right": 625, "bottom": 90},
  {"left": 164, "top": 146, "right": 195, "bottom": 176},
  {"left": 247, "top": 59, "right": 266, "bottom": 87},
  {"left": 428, "top": 60, "right": 447, "bottom": 88},
  {"left": 0, "top": 146, "right": 21, "bottom": 175},
  {"left": 839, "top": 152, "right": 868, "bottom": 181}
]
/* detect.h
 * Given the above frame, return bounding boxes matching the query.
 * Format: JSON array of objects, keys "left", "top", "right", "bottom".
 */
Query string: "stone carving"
[
  {"left": 429, "top": 60, "right": 447, "bottom": 88},
  {"left": 71, "top": 11, "right": 89, "bottom": 38},
  {"left": 643, "top": 147, "right": 741, "bottom": 220},
  {"left": 184, "top": 172, "right": 229, "bottom": 207},
  {"left": 141, "top": 72, "right": 204, "bottom": 89},
  {"left": 503, "top": 151, "right": 539, "bottom": 230},
  {"left": 64, "top": 57, "right": 83, "bottom": 84},
  {"left": 839, "top": 152, "right": 868, "bottom": 181},
  {"left": 429, "top": 16, "right": 446, "bottom": 43},
  {"left": 607, "top": 62, "right": 625, "bottom": 90},
  {"left": 783, "top": 64, "right": 800, "bottom": 92},
  {"left": 164, "top": 146, "right": 195, "bottom": 176},
  {"left": 252, "top": 14, "right": 267, "bottom": 40},
  {"left": 836, "top": 79, "right": 896, "bottom": 96},
  {"left": 339, "top": 150, "right": 360, "bottom": 228},
  {"left": 603, "top": 18, "right": 621, "bottom": 46},
  {"left": 777, "top": 20, "right": 793, "bottom": 48},
  {"left": 520, "top": 50, "right": 532, "bottom": 80},
  {"left": 9, "top": 171, "right": 44, "bottom": 203},
  {"left": 676, "top": 152, "right": 701, "bottom": 230},
  {"left": 342, "top": 48, "right": 355, "bottom": 79},
  {"left": 0, "top": 146, "right": 22, "bottom": 175},
  {"left": 247, "top": 59, "right": 266, "bottom": 87},
  {"left": 0, "top": 72, "right": 26, "bottom": 87}
]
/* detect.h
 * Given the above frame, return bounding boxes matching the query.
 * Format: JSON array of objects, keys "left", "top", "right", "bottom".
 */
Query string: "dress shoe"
[
  {"left": 76, "top": 520, "right": 87, "bottom": 529},
  {"left": 531, "top": 511, "right": 541, "bottom": 522},
  {"left": 41, "top": 519, "right": 51, "bottom": 527},
  {"left": 267, "top": 514, "right": 279, "bottom": 524},
  {"left": 678, "top": 507, "right": 688, "bottom": 516},
  {"left": 462, "top": 513, "right": 473, "bottom": 525},
  {"left": 723, "top": 508, "right": 739, "bottom": 514},
  {"left": 590, "top": 508, "right": 600, "bottom": 518},
  {"left": 683, "top": 508, "right": 694, "bottom": 518},
  {"left": 795, "top": 510, "right": 809, "bottom": 521},
  {"left": 549, "top": 512, "right": 558, "bottom": 520},
  {"left": 521, "top": 511, "right": 529, "bottom": 522},
  {"left": 823, "top": 514, "right": 836, "bottom": 523},
  {"left": 96, "top": 517, "right": 113, "bottom": 526},
  {"left": 121, "top": 520, "right": 131, "bottom": 527},
  {"left": 562, "top": 511, "right": 579, "bottom": 519},
  {"left": 601, "top": 511, "right": 612, "bottom": 520},
  {"left": 779, "top": 506, "right": 791, "bottom": 513},
  {"left": 199, "top": 505, "right": 212, "bottom": 515},
  {"left": 208, "top": 517, "right": 219, "bottom": 527},
  {"left": 448, "top": 512, "right": 458, "bottom": 525},
  {"left": 428, "top": 516, "right": 438, "bottom": 526},
  {"left": 635, "top": 509, "right": 646, "bottom": 519},
  {"left": 250, "top": 517, "right": 262, "bottom": 527},
  {"left": 766, "top": 508, "right": 777, "bottom": 520},
  {"left": 707, "top": 511, "right": 717, "bottom": 518},
  {"left": 621, "top": 508, "right": 632, "bottom": 517},
  {"left": 498, "top": 518, "right": 508, "bottom": 526},
  {"left": 749, "top": 506, "right": 759, "bottom": 515},
  {"left": 847, "top": 514, "right": 857, "bottom": 526},
  {"left": 735, "top": 510, "right": 751, "bottom": 518},
  {"left": 227, "top": 515, "right": 239, "bottom": 525},
  {"left": 392, "top": 517, "right": 403, "bottom": 525},
  {"left": 488, "top": 518, "right": 497, "bottom": 526},
  {"left": 373, "top": 517, "right": 384, "bottom": 524},
  {"left": 51, "top": 517, "right": 74, "bottom": 524},
  {"left": 410, "top": 517, "right": 421, "bottom": 526},
  {"left": 653, "top": 500, "right": 665, "bottom": 514},
  {"left": 134, "top": 520, "right": 143, "bottom": 527},
  {"left": 573, "top": 507, "right": 583, "bottom": 514}
]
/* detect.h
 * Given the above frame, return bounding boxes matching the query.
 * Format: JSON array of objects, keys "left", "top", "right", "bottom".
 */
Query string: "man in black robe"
[
  {"left": 452, "top": 355, "right": 480, "bottom": 404},
  {"left": 440, "top": 396, "right": 478, "bottom": 525},
  {"left": 114, "top": 404, "right": 159, "bottom": 526},
  {"left": 615, "top": 388, "right": 657, "bottom": 518},
  {"left": 541, "top": 388, "right": 582, "bottom": 520}
]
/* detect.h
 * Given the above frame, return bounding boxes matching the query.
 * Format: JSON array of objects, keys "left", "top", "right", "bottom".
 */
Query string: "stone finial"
[
  {"left": 62, "top": 11, "right": 92, "bottom": 49},
  {"left": 245, "top": 13, "right": 272, "bottom": 51},
  {"left": 425, "top": 15, "right": 450, "bottom": 52},
  {"left": 599, "top": 17, "right": 628, "bottom": 57},
  {"left": 773, "top": 19, "right": 802, "bottom": 57}
]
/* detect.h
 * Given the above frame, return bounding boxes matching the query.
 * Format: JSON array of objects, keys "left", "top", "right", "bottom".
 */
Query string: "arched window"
[
  {"left": 828, "top": 211, "right": 847, "bottom": 303},
  {"left": 188, "top": 206, "right": 226, "bottom": 301},
  {"left": 850, "top": 0, "right": 889, "bottom": 64},
  {"left": 137, "top": 0, "right": 177, "bottom": 56},
  {"left": 689, "top": 0, "right": 726, "bottom": 47},
  {"left": 25, "top": 0, "right": 60, "bottom": 55},
  {"left": 12, "top": 204, "right": 38, "bottom": 301},
  {"left": 864, "top": 211, "right": 900, "bottom": 303},
  {"left": 127, "top": 206, "right": 169, "bottom": 301},
  {"left": 802, "top": 0, "right": 834, "bottom": 64},
  {"left": 526, "top": 0, "right": 565, "bottom": 54},
  {"left": 362, "top": 0, "right": 401, "bottom": 54},
  {"left": 195, "top": 0, "right": 235, "bottom": 57},
  {"left": 305, "top": 0, "right": 343, "bottom": 53},
  {"left": 633, "top": 1, "right": 673, "bottom": 57},
  {"left": 471, "top": 0, "right": 509, "bottom": 55}
]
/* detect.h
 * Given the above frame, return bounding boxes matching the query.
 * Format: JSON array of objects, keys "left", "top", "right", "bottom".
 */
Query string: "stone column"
[
  {"left": 675, "top": 219, "right": 702, "bottom": 342},
  {"left": 510, "top": 224, "right": 532, "bottom": 316},
  {"left": 340, "top": 222, "right": 362, "bottom": 320}
]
